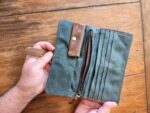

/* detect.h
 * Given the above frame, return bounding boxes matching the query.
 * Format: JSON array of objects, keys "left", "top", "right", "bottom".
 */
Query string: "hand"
[
  {"left": 75, "top": 99, "right": 117, "bottom": 113},
  {"left": 16, "top": 41, "right": 55, "bottom": 99}
]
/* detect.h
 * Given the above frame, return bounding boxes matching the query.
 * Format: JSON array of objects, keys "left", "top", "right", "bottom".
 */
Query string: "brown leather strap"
[
  {"left": 76, "top": 30, "right": 92, "bottom": 95},
  {"left": 25, "top": 47, "right": 47, "bottom": 57},
  {"left": 68, "top": 23, "right": 85, "bottom": 57}
]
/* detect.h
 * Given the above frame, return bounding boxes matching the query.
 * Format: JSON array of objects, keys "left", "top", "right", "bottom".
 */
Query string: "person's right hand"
[
  {"left": 16, "top": 41, "right": 55, "bottom": 100},
  {"left": 75, "top": 99, "right": 117, "bottom": 113},
  {"left": 0, "top": 41, "right": 55, "bottom": 113}
]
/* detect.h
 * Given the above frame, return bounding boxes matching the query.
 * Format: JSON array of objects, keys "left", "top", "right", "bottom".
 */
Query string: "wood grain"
[
  {"left": 0, "top": 2, "right": 147, "bottom": 113},
  {"left": 141, "top": 0, "right": 150, "bottom": 112},
  {"left": 112, "top": 74, "right": 147, "bottom": 113},
  {"left": 0, "top": 0, "right": 139, "bottom": 17}
]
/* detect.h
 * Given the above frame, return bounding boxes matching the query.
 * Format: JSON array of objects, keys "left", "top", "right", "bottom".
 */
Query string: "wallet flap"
[{"left": 68, "top": 23, "right": 85, "bottom": 57}]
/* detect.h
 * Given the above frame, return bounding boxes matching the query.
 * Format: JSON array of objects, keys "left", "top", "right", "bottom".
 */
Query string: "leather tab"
[{"left": 68, "top": 23, "right": 85, "bottom": 57}]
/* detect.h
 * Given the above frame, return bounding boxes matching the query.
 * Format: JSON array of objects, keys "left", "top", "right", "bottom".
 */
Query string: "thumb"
[
  {"left": 36, "top": 51, "right": 53, "bottom": 68},
  {"left": 88, "top": 109, "right": 98, "bottom": 113},
  {"left": 98, "top": 102, "right": 117, "bottom": 113},
  {"left": 75, "top": 99, "right": 101, "bottom": 113}
]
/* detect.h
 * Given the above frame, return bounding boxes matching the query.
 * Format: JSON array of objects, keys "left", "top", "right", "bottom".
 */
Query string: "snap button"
[
  {"left": 68, "top": 23, "right": 85, "bottom": 57},
  {"left": 72, "top": 36, "right": 77, "bottom": 41}
]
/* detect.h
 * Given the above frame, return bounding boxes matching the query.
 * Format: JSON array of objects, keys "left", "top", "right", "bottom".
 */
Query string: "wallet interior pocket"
[
  {"left": 74, "top": 29, "right": 93, "bottom": 99},
  {"left": 81, "top": 28, "right": 132, "bottom": 103},
  {"left": 81, "top": 29, "right": 116, "bottom": 102},
  {"left": 88, "top": 30, "right": 114, "bottom": 101}
]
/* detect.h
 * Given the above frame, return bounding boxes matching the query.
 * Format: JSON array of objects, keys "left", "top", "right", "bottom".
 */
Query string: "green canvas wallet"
[{"left": 45, "top": 19, "right": 132, "bottom": 103}]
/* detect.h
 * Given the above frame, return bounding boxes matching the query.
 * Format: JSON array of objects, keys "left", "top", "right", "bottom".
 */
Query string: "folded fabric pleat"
[
  {"left": 88, "top": 29, "right": 105, "bottom": 99},
  {"left": 81, "top": 27, "right": 99, "bottom": 98},
  {"left": 98, "top": 30, "right": 114, "bottom": 100}
]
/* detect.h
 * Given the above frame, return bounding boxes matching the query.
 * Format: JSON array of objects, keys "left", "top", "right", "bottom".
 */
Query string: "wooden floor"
[{"left": 0, "top": 0, "right": 149, "bottom": 113}]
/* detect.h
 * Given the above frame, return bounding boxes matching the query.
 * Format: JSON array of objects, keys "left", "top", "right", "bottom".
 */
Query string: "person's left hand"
[
  {"left": 16, "top": 41, "right": 55, "bottom": 99},
  {"left": 75, "top": 99, "right": 117, "bottom": 113}
]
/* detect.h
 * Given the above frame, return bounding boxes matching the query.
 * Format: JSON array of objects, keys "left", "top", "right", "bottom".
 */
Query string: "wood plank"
[
  {"left": 141, "top": 0, "right": 150, "bottom": 112},
  {"left": 0, "top": 3, "right": 146, "bottom": 113},
  {"left": 22, "top": 95, "right": 78, "bottom": 113},
  {"left": 0, "top": 0, "right": 139, "bottom": 17},
  {"left": 112, "top": 74, "right": 147, "bottom": 113}
]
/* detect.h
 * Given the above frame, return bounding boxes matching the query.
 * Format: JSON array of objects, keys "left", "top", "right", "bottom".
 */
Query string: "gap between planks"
[{"left": 0, "top": 0, "right": 139, "bottom": 18}]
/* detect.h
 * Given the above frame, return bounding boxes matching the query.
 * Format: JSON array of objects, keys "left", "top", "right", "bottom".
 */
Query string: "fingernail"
[{"left": 47, "top": 51, "right": 53, "bottom": 56}]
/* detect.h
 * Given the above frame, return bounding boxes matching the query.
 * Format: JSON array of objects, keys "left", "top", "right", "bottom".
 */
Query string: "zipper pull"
[{"left": 69, "top": 94, "right": 80, "bottom": 104}]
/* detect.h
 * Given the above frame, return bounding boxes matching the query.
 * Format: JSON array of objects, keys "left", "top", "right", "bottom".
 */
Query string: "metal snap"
[{"left": 72, "top": 36, "right": 77, "bottom": 41}]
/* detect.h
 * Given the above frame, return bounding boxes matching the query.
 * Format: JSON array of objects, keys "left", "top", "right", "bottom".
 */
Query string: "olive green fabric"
[{"left": 45, "top": 19, "right": 132, "bottom": 103}]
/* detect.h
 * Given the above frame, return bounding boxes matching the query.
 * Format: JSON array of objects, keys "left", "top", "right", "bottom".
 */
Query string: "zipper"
[{"left": 69, "top": 29, "right": 93, "bottom": 104}]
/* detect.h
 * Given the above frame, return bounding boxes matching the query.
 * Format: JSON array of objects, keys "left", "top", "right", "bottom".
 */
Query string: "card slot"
[
  {"left": 88, "top": 29, "right": 105, "bottom": 98},
  {"left": 99, "top": 32, "right": 133, "bottom": 103},
  {"left": 100, "top": 31, "right": 114, "bottom": 100},
  {"left": 86, "top": 35, "right": 99, "bottom": 98},
  {"left": 92, "top": 30, "right": 110, "bottom": 100},
  {"left": 81, "top": 29, "right": 99, "bottom": 98}
]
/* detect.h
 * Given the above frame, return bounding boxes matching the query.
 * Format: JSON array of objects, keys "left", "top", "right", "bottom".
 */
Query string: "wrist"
[
  {"left": 14, "top": 84, "right": 36, "bottom": 102},
  {"left": 16, "top": 75, "right": 42, "bottom": 99},
  {"left": 0, "top": 85, "right": 34, "bottom": 113}
]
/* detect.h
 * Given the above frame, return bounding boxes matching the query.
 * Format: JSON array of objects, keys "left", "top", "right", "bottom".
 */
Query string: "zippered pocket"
[{"left": 69, "top": 29, "right": 93, "bottom": 103}]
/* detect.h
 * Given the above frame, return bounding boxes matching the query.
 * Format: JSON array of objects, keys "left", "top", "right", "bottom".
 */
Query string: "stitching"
[{"left": 101, "top": 31, "right": 114, "bottom": 99}]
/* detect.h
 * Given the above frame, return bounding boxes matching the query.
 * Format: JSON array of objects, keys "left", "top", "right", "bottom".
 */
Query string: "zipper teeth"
[{"left": 76, "top": 29, "right": 93, "bottom": 97}]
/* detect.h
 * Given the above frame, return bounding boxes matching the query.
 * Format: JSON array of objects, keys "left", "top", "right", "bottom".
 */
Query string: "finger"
[
  {"left": 88, "top": 109, "right": 98, "bottom": 113},
  {"left": 33, "top": 41, "right": 55, "bottom": 51},
  {"left": 25, "top": 55, "right": 38, "bottom": 61},
  {"left": 36, "top": 51, "right": 53, "bottom": 69},
  {"left": 25, "top": 41, "right": 54, "bottom": 61},
  {"left": 36, "top": 70, "right": 49, "bottom": 94},
  {"left": 103, "top": 102, "right": 117, "bottom": 109},
  {"left": 81, "top": 99, "right": 101, "bottom": 108},
  {"left": 98, "top": 102, "right": 117, "bottom": 113},
  {"left": 75, "top": 99, "right": 101, "bottom": 113},
  {"left": 43, "top": 70, "right": 49, "bottom": 84},
  {"left": 44, "top": 64, "right": 51, "bottom": 72}
]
